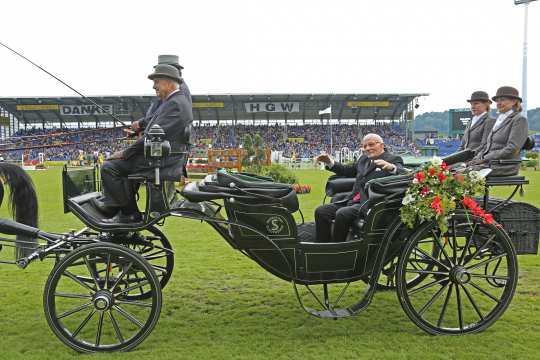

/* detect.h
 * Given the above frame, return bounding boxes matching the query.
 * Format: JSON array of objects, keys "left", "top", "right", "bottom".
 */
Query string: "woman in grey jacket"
[
  {"left": 471, "top": 86, "right": 528, "bottom": 176},
  {"left": 459, "top": 91, "right": 495, "bottom": 155}
]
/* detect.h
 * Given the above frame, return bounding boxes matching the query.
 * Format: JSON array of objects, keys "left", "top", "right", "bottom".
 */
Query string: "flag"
[{"left": 318, "top": 106, "right": 331, "bottom": 115}]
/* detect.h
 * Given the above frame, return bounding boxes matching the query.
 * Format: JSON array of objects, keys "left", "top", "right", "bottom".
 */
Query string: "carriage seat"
[{"left": 182, "top": 178, "right": 300, "bottom": 213}]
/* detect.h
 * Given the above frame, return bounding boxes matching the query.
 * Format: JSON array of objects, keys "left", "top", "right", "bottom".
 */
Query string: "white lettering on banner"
[
  {"left": 460, "top": 117, "right": 471, "bottom": 126},
  {"left": 244, "top": 102, "right": 300, "bottom": 113},
  {"left": 60, "top": 104, "right": 113, "bottom": 116}
]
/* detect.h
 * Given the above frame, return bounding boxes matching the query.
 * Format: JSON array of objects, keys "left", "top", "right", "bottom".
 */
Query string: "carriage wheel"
[
  {"left": 43, "top": 243, "right": 162, "bottom": 353},
  {"left": 112, "top": 226, "right": 174, "bottom": 300},
  {"left": 377, "top": 240, "right": 440, "bottom": 291},
  {"left": 396, "top": 213, "right": 518, "bottom": 335}
]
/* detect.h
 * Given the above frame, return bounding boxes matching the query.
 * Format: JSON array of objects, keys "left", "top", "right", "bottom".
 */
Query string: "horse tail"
[{"left": 0, "top": 163, "right": 39, "bottom": 258}]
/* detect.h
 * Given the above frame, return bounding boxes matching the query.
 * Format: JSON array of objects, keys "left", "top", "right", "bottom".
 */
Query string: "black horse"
[{"left": 0, "top": 163, "right": 39, "bottom": 257}]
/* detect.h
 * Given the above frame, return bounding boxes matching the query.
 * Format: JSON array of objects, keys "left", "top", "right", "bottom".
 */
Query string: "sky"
[{"left": 0, "top": 0, "right": 539, "bottom": 114}]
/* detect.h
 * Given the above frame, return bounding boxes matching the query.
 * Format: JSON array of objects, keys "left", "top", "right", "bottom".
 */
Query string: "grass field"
[{"left": 0, "top": 167, "right": 539, "bottom": 360}]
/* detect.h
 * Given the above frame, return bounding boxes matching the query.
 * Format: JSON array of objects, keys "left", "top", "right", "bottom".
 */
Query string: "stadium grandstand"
[{"left": 0, "top": 93, "right": 428, "bottom": 165}]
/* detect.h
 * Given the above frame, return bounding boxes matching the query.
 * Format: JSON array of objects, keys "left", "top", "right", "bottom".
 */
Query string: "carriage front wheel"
[
  {"left": 43, "top": 243, "right": 162, "bottom": 353},
  {"left": 396, "top": 212, "right": 518, "bottom": 335}
]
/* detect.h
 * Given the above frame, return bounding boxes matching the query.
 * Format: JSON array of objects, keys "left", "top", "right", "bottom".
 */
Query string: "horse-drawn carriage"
[{"left": 0, "top": 129, "right": 538, "bottom": 353}]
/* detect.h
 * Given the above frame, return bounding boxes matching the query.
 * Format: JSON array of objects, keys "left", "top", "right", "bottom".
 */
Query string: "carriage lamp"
[{"left": 144, "top": 124, "right": 171, "bottom": 185}]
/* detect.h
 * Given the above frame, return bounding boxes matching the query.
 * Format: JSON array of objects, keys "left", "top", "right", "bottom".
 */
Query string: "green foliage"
[
  {"left": 242, "top": 133, "right": 266, "bottom": 170},
  {"left": 244, "top": 164, "right": 298, "bottom": 184},
  {"left": 526, "top": 151, "right": 538, "bottom": 159}
]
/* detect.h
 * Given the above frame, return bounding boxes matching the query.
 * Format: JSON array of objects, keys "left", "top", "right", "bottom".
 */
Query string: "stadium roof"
[{"left": 0, "top": 93, "right": 428, "bottom": 127}]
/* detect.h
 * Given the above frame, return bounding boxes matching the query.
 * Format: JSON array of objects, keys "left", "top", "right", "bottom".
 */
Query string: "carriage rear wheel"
[
  {"left": 396, "top": 213, "right": 518, "bottom": 335},
  {"left": 43, "top": 243, "right": 162, "bottom": 353},
  {"left": 111, "top": 226, "right": 174, "bottom": 300}
]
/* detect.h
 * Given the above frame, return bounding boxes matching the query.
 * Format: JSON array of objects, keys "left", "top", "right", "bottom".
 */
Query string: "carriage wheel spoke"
[
  {"left": 83, "top": 256, "right": 101, "bottom": 290},
  {"left": 431, "top": 230, "right": 454, "bottom": 267},
  {"left": 413, "top": 245, "right": 449, "bottom": 271},
  {"left": 418, "top": 282, "right": 449, "bottom": 316},
  {"left": 108, "top": 310, "right": 125, "bottom": 344},
  {"left": 460, "top": 284, "right": 484, "bottom": 320},
  {"left": 113, "top": 305, "right": 144, "bottom": 328},
  {"left": 450, "top": 219, "right": 458, "bottom": 264},
  {"left": 408, "top": 278, "right": 448, "bottom": 296},
  {"left": 437, "top": 283, "right": 454, "bottom": 327},
  {"left": 104, "top": 254, "right": 112, "bottom": 290},
  {"left": 466, "top": 253, "right": 507, "bottom": 272},
  {"left": 458, "top": 221, "right": 478, "bottom": 265},
  {"left": 63, "top": 270, "right": 97, "bottom": 293},
  {"left": 468, "top": 281, "right": 501, "bottom": 303},
  {"left": 456, "top": 283, "right": 464, "bottom": 330},
  {"left": 71, "top": 309, "right": 96, "bottom": 338},
  {"left": 469, "top": 273, "right": 509, "bottom": 281},
  {"left": 115, "top": 279, "right": 151, "bottom": 297},
  {"left": 109, "top": 262, "right": 134, "bottom": 292},
  {"left": 406, "top": 269, "right": 449, "bottom": 276},
  {"left": 57, "top": 301, "right": 93, "bottom": 319},
  {"left": 95, "top": 311, "right": 105, "bottom": 346},
  {"left": 115, "top": 299, "right": 153, "bottom": 308},
  {"left": 54, "top": 292, "right": 93, "bottom": 299},
  {"left": 465, "top": 235, "right": 496, "bottom": 265},
  {"left": 143, "top": 250, "right": 168, "bottom": 261}
]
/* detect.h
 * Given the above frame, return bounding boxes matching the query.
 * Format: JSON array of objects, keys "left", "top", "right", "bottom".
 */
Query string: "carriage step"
[{"left": 309, "top": 308, "right": 353, "bottom": 319}]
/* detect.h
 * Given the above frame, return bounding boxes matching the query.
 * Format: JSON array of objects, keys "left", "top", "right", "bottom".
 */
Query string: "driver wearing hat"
[{"left": 92, "top": 64, "right": 193, "bottom": 223}]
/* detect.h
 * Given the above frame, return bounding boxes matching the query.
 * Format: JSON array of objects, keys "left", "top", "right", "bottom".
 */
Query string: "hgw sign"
[
  {"left": 60, "top": 104, "right": 113, "bottom": 116},
  {"left": 244, "top": 102, "right": 300, "bottom": 113}
]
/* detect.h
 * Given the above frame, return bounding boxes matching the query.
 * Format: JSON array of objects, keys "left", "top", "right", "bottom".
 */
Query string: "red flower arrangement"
[{"left": 401, "top": 157, "right": 492, "bottom": 233}]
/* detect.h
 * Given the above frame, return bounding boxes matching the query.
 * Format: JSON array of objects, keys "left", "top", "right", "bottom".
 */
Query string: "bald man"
[{"left": 314, "top": 134, "right": 405, "bottom": 242}]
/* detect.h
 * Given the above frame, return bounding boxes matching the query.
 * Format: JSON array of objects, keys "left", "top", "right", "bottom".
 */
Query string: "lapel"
[
  {"left": 492, "top": 112, "right": 517, "bottom": 134},
  {"left": 145, "top": 96, "right": 170, "bottom": 131},
  {"left": 469, "top": 113, "right": 487, "bottom": 132}
]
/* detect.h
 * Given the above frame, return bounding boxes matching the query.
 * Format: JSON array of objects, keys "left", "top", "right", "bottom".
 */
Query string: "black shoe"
[
  {"left": 90, "top": 197, "right": 118, "bottom": 216},
  {"left": 102, "top": 211, "right": 143, "bottom": 224}
]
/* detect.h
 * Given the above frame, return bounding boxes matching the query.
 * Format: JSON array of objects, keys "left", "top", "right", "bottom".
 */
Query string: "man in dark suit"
[
  {"left": 92, "top": 64, "right": 193, "bottom": 223},
  {"left": 314, "top": 134, "right": 405, "bottom": 242},
  {"left": 458, "top": 91, "right": 495, "bottom": 155}
]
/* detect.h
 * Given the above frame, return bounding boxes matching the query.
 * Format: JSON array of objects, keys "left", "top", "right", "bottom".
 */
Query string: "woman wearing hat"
[
  {"left": 470, "top": 86, "right": 528, "bottom": 176},
  {"left": 458, "top": 91, "right": 495, "bottom": 154}
]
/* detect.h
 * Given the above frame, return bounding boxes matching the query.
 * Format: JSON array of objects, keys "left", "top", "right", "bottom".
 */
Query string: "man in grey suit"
[
  {"left": 471, "top": 86, "right": 528, "bottom": 176},
  {"left": 459, "top": 91, "right": 495, "bottom": 155},
  {"left": 93, "top": 64, "right": 193, "bottom": 223}
]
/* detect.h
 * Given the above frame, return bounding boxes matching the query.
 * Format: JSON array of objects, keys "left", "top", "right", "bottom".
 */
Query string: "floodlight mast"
[{"left": 514, "top": 0, "right": 538, "bottom": 116}]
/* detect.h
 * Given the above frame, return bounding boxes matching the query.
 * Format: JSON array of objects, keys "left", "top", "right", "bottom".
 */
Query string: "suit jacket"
[
  {"left": 329, "top": 151, "right": 405, "bottom": 202},
  {"left": 138, "top": 81, "right": 192, "bottom": 130},
  {"left": 122, "top": 91, "right": 193, "bottom": 179},
  {"left": 476, "top": 112, "right": 528, "bottom": 176},
  {"left": 459, "top": 113, "right": 495, "bottom": 155}
]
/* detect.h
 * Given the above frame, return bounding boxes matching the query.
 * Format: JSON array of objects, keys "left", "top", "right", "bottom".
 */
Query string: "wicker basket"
[{"left": 485, "top": 199, "right": 540, "bottom": 255}]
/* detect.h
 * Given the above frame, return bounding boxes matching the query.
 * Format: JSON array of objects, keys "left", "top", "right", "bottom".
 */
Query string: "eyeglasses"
[{"left": 361, "top": 141, "right": 381, "bottom": 149}]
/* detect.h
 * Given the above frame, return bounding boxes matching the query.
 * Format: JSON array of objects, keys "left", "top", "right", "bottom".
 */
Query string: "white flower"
[
  {"left": 431, "top": 156, "right": 443, "bottom": 165},
  {"left": 413, "top": 178, "right": 419, "bottom": 184},
  {"left": 467, "top": 170, "right": 482, "bottom": 183},
  {"left": 402, "top": 193, "right": 415, "bottom": 205}
]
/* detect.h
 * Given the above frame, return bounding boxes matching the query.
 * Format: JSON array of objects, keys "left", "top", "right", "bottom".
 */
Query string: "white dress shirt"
[
  {"left": 493, "top": 109, "right": 513, "bottom": 130},
  {"left": 470, "top": 111, "right": 487, "bottom": 128}
]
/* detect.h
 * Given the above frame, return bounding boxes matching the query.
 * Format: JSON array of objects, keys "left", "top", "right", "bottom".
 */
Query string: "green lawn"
[{"left": 0, "top": 168, "right": 539, "bottom": 360}]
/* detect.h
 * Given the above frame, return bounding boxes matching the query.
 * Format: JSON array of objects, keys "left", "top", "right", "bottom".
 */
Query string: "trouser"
[
  {"left": 314, "top": 200, "right": 368, "bottom": 243},
  {"left": 100, "top": 157, "right": 149, "bottom": 213}
]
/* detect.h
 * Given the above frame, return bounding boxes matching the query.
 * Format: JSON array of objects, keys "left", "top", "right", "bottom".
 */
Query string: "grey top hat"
[
  {"left": 157, "top": 54, "right": 184, "bottom": 70},
  {"left": 148, "top": 64, "right": 182, "bottom": 83},
  {"left": 492, "top": 86, "right": 522, "bottom": 102},
  {"left": 467, "top": 91, "right": 492, "bottom": 103}
]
